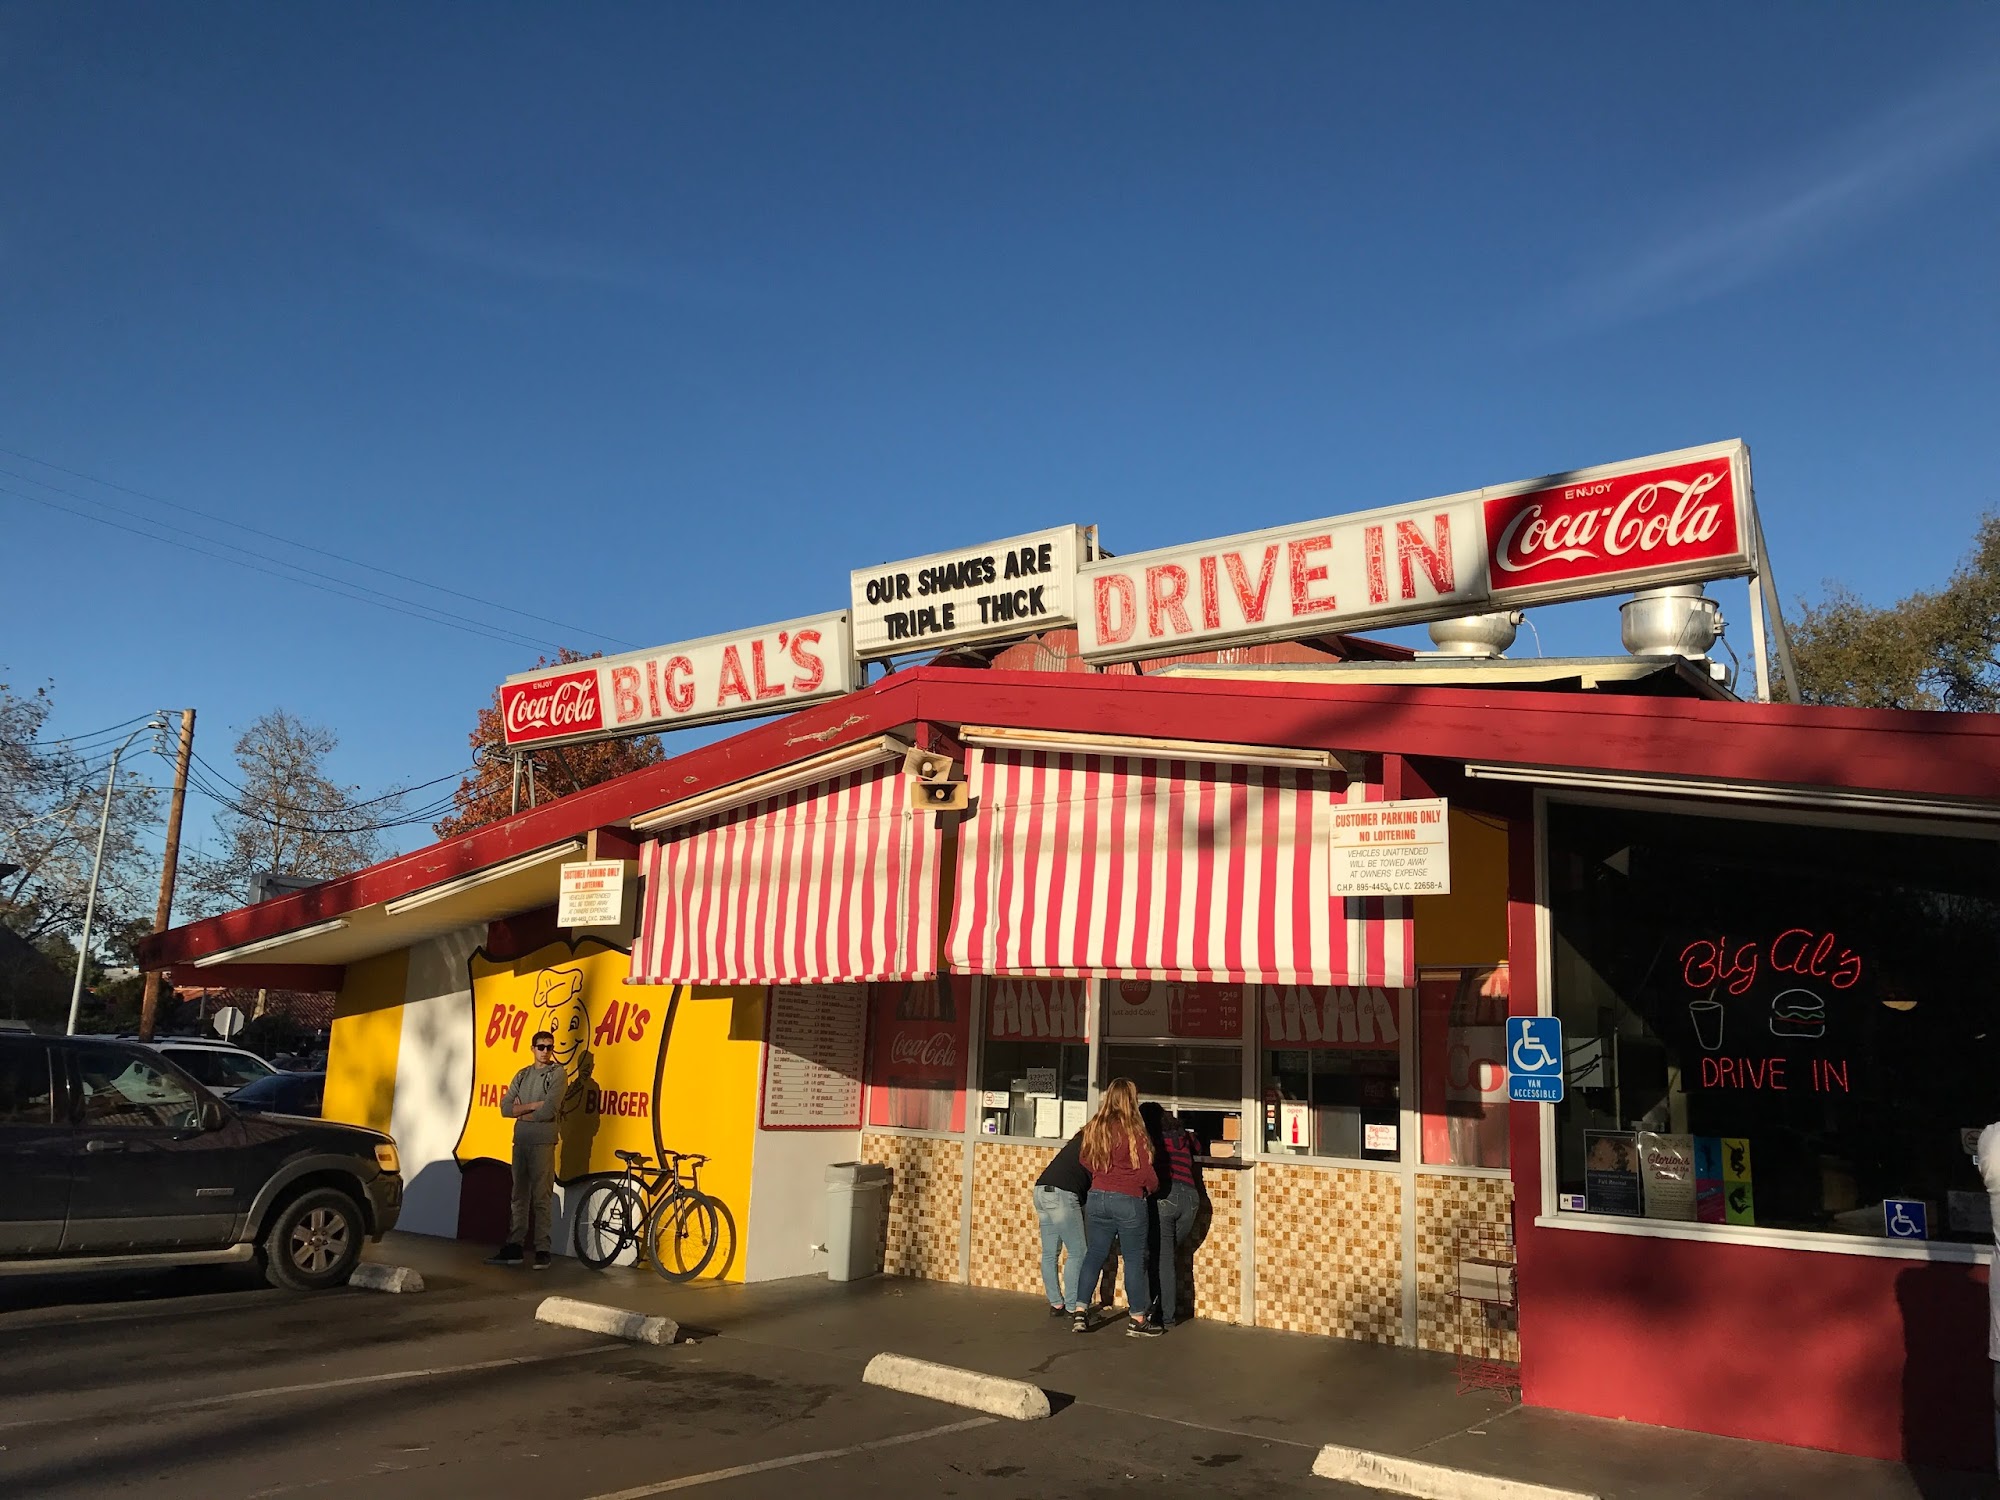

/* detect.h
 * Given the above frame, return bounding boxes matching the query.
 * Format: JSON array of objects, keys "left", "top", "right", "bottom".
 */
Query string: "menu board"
[{"left": 760, "top": 983, "right": 867, "bottom": 1130}]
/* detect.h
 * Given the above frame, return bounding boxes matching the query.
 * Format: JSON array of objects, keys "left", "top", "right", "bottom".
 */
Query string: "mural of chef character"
[
  {"left": 456, "top": 939, "right": 670, "bottom": 1188},
  {"left": 531, "top": 966, "right": 594, "bottom": 1114}
]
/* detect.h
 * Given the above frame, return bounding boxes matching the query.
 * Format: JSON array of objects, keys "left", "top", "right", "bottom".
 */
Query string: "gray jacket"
[{"left": 500, "top": 1061, "right": 568, "bottom": 1146}]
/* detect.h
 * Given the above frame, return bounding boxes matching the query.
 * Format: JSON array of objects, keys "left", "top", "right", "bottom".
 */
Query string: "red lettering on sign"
[
  {"left": 610, "top": 665, "right": 643, "bottom": 725},
  {"left": 1198, "top": 555, "right": 1221, "bottom": 630},
  {"left": 1095, "top": 574, "right": 1136, "bottom": 645},
  {"left": 1146, "top": 564, "right": 1192, "bottom": 638},
  {"left": 716, "top": 645, "right": 752, "bottom": 706},
  {"left": 1288, "top": 535, "right": 1337, "bottom": 616},
  {"left": 1224, "top": 546, "right": 1279, "bottom": 623},
  {"left": 1395, "top": 514, "right": 1454, "bottom": 598},
  {"left": 1363, "top": 524, "right": 1387, "bottom": 605},
  {"left": 749, "top": 640, "right": 787, "bottom": 700},
  {"left": 788, "top": 630, "right": 825, "bottom": 692},
  {"left": 663, "top": 655, "right": 695, "bottom": 712}
]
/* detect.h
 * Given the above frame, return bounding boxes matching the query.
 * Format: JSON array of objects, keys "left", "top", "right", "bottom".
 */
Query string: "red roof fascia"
[
  {"left": 908, "top": 668, "right": 2000, "bottom": 803},
  {"left": 143, "top": 665, "right": 2000, "bottom": 971},
  {"left": 141, "top": 672, "right": 924, "bottom": 969}
]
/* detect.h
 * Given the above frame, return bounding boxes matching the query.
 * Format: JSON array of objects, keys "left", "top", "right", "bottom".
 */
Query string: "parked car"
[
  {"left": 127, "top": 1036, "right": 278, "bottom": 1098},
  {"left": 229, "top": 1070, "right": 325, "bottom": 1118},
  {"left": 0, "top": 1033, "right": 400, "bottom": 1290}
]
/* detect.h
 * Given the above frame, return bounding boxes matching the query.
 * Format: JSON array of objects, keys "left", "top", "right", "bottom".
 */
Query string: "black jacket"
[{"left": 1035, "top": 1130, "right": 1091, "bottom": 1203}]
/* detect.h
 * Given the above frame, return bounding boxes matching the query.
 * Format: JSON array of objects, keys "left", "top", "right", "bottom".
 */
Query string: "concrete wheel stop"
[
  {"left": 348, "top": 1263, "right": 425, "bottom": 1293},
  {"left": 1311, "top": 1444, "right": 1599, "bottom": 1500},
  {"left": 862, "top": 1352, "right": 1053, "bottom": 1421},
  {"left": 535, "top": 1295, "right": 678, "bottom": 1346}
]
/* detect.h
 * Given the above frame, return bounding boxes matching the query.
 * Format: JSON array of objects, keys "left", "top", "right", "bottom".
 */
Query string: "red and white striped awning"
[
  {"left": 631, "top": 760, "right": 942, "bottom": 987},
  {"left": 946, "top": 747, "right": 1413, "bottom": 987}
]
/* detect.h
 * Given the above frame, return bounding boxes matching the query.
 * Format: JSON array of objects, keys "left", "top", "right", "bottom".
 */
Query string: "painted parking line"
[
  {"left": 582, "top": 1417, "right": 997, "bottom": 1497},
  {"left": 0, "top": 1343, "right": 624, "bottom": 1432}
]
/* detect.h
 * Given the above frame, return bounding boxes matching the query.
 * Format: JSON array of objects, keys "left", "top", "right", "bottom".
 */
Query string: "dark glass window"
[
  {"left": 0, "top": 1042, "right": 55, "bottom": 1125},
  {"left": 1547, "top": 801, "right": 2000, "bottom": 1243}
]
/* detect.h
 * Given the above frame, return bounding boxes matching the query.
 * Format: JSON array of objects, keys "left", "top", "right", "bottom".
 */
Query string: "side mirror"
[{"left": 201, "top": 1098, "right": 228, "bottom": 1131}]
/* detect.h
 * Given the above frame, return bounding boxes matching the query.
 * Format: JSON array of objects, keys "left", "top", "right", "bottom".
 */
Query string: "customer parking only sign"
[{"left": 1507, "top": 1016, "right": 1565, "bottom": 1103}]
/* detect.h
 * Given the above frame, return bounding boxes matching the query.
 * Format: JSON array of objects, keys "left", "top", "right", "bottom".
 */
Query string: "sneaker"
[
  {"left": 1048, "top": 1304, "right": 1068, "bottom": 1318},
  {"left": 1126, "top": 1319, "right": 1165, "bottom": 1338},
  {"left": 533, "top": 1252, "right": 553, "bottom": 1271},
  {"left": 1071, "top": 1311, "right": 1092, "bottom": 1333},
  {"left": 484, "top": 1244, "right": 524, "bottom": 1266}
]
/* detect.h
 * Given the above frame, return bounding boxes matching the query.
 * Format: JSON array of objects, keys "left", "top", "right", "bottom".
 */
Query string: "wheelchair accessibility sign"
[
  {"left": 1506, "top": 1016, "right": 1565, "bottom": 1103},
  {"left": 1883, "top": 1199, "right": 1928, "bottom": 1241}
]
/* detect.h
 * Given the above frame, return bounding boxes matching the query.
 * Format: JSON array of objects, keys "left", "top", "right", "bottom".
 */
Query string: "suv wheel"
[{"left": 263, "top": 1188, "right": 363, "bottom": 1291}]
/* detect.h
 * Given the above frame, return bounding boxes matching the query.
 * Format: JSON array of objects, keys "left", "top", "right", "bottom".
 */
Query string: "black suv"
[{"left": 0, "top": 1031, "right": 401, "bottom": 1290}]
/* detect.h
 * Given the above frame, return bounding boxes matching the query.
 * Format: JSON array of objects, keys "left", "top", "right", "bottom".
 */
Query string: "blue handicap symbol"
[
  {"left": 1884, "top": 1199, "right": 1928, "bottom": 1240},
  {"left": 1506, "top": 1016, "right": 1564, "bottom": 1103}
]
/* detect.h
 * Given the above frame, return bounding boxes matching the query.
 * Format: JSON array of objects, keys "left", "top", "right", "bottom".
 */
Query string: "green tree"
[{"left": 1789, "top": 513, "right": 2000, "bottom": 711}]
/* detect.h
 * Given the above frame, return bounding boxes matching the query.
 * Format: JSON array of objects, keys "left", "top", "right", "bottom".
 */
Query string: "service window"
[
  {"left": 1257, "top": 984, "right": 1406, "bottom": 1162},
  {"left": 978, "top": 978, "right": 1090, "bottom": 1140},
  {"left": 1418, "top": 966, "right": 1510, "bottom": 1168},
  {"left": 1100, "top": 980, "right": 1243, "bottom": 1154},
  {"left": 1546, "top": 800, "right": 2000, "bottom": 1242}
]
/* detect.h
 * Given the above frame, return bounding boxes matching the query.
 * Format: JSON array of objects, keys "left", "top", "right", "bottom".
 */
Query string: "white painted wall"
[
  {"left": 389, "top": 925, "right": 482, "bottom": 1238},
  {"left": 744, "top": 1123, "right": 862, "bottom": 1281}
]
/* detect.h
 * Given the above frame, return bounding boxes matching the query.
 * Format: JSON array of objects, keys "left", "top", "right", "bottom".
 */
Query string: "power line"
[
  {"left": 23, "top": 712, "right": 159, "bottom": 748},
  {"left": 0, "top": 483, "right": 561, "bottom": 654},
  {"left": 0, "top": 447, "right": 637, "bottom": 649}
]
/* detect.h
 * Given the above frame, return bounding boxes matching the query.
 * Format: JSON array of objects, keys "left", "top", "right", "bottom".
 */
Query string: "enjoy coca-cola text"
[
  {"left": 1487, "top": 459, "right": 1738, "bottom": 586},
  {"left": 501, "top": 670, "right": 604, "bottom": 746}
]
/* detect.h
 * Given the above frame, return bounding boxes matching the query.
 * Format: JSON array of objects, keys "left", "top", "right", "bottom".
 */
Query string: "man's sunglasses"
[{"left": 532, "top": 1042, "right": 555, "bottom": 1051}]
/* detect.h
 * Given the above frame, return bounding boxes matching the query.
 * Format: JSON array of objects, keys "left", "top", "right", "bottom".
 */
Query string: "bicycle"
[{"left": 570, "top": 1148, "right": 723, "bottom": 1282}]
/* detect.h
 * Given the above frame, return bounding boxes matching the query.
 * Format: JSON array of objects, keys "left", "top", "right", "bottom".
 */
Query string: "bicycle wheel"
[
  {"left": 571, "top": 1178, "right": 645, "bottom": 1269},
  {"left": 647, "top": 1193, "right": 722, "bottom": 1282}
]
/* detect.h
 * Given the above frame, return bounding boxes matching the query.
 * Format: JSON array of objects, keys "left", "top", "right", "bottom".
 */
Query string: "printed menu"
[{"left": 761, "top": 983, "right": 867, "bottom": 1129}]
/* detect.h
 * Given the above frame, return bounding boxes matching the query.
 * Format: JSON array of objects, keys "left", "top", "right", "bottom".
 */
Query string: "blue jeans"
[
  {"left": 1032, "top": 1186, "right": 1087, "bottom": 1310},
  {"left": 1152, "top": 1181, "right": 1200, "bottom": 1327},
  {"left": 1077, "top": 1189, "right": 1151, "bottom": 1320}
]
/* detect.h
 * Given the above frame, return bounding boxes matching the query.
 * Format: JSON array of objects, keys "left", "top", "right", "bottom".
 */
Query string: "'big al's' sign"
[
  {"left": 500, "top": 612, "right": 859, "bottom": 748},
  {"left": 1078, "top": 441, "right": 1752, "bottom": 661}
]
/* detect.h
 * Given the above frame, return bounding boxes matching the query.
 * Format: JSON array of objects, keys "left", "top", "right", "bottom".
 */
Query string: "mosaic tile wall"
[
  {"left": 1191, "top": 1166, "right": 1244, "bottom": 1325},
  {"left": 964, "top": 1143, "right": 1245, "bottom": 1324},
  {"left": 969, "top": 1141, "right": 1057, "bottom": 1297},
  {"left": 861, "top": 1132, "right": 963, "bottom": 1282},
  {"left": 1414, "top": 1173, "right": 1518, "bottom": 1362},
  {"left": 1252, "top": 1161, "right": 1402, "bottom": 1344}
]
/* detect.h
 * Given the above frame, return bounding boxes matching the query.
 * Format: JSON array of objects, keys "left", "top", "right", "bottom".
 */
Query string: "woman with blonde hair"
[{"left": 1072, "top": 1078, "right": 1162, "bottom": 1336}]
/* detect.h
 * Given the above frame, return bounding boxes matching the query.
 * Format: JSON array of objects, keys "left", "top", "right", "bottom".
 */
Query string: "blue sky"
[{"left": 3, "top": 3, "right": 1997, "bottom": 874}]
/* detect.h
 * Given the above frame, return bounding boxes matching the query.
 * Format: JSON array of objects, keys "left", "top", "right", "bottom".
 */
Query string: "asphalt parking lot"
[{"left": 0, "top": 1264, "right": 1352, "bottom": 1500}]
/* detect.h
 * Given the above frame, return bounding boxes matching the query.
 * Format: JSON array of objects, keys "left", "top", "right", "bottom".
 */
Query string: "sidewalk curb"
[
  {"left": 535, "top": 1295, "right": 677, "bottom": 1346},
  {"left": 1311, "top": 1446, "right": 1598, "bottom": 1500},
  {"left": 862, "top": 1352, "right": 1051, "bottom": 1421},
  {"left": 348, "top": 1264, "right": 425, "bottom": 1294}
]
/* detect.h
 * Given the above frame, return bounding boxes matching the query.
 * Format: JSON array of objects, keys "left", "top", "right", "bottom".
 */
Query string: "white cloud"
[{"left": 1550, "top": 62, "right": 2000, "bottom": 333}]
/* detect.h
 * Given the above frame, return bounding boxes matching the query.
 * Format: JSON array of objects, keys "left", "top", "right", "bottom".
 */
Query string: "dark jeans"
[
  {"left": 1077, "top": 1189, "right": 1151, "bottom": 1320},
  {"left": 1152, "top": 1181, "right": 1200, "bottom": 1327}
]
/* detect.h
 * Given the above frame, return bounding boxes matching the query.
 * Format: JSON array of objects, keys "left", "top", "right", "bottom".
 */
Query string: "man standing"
[
  {"left": 487, "top": 1031, "right": 567, "bottom": 1269},
  {"left": 1977, "top": 1122, "right": 2000, "bottom": 1472}
]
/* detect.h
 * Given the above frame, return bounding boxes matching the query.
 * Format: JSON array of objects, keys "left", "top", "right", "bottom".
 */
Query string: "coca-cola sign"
[
  {"left": 498, "top": 611, "right": 859, "bottom": 749},
  {"left": 1484, "top": 452, "right": 1745, "bottom": 601},
  {"left": 1077, "top": 440, "right": 1754, "bottom": 661},
  {"left": 499, "top": 670, "right": 604, "bottom": 747},
  {"left": 888, "top": 1029, "right": 957, "bottom": 1069}
]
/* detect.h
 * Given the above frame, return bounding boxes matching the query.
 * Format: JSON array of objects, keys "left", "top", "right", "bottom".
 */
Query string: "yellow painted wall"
[
  {"left": 1413, "top": 808, "right": 1509, "bottom": 968},
  {"left": 659, "top": 986, "right": 763, "bottom": 1281},
  {"left": 324, "top": 949, "right": 409, "bottom": 1133}
]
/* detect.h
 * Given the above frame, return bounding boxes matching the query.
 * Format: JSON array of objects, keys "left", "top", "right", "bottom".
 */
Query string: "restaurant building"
[{"left": 143, "top": 441, "right": 2000, "bottom": 1470}]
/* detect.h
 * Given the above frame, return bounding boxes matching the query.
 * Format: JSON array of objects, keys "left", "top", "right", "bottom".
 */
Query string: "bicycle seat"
[{"left": 614, "top": 1149, "right": 652, "bottom": 1167}]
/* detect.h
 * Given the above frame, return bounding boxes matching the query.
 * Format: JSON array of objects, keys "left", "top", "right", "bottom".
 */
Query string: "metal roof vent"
[
  {"left": 1426, "top": 611, "right": 1523, "bottom": 659},
  {"left": 1621, "top": 585, "right": 1722, "bottom": 659}
]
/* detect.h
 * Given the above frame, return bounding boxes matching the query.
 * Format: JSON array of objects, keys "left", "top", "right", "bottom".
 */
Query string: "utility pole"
[
  {"left": 140, "top": 708, "right": 195, "bottom": 1041},
  {"left": 69, "top": 719, "right": 163, "bottom": 1036}
]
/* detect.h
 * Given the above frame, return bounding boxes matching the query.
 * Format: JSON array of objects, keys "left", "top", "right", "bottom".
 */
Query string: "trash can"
[{"left": 825, "top": 1161, "right": 890, "bottom": 1281}]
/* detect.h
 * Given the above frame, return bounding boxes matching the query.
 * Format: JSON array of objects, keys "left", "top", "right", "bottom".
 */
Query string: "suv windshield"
[{"left": 166, "top": 1048, "right": 274, "bottom": 1089}]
